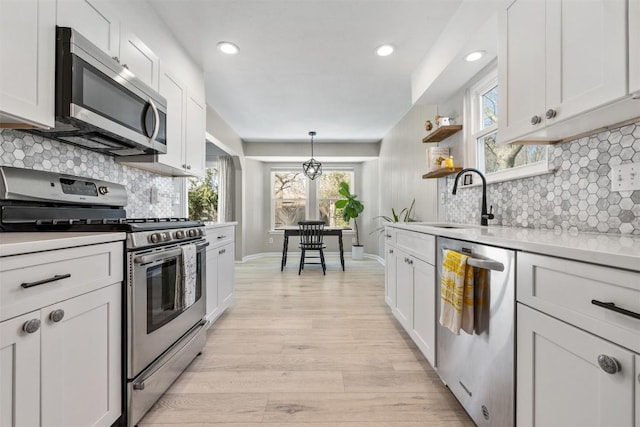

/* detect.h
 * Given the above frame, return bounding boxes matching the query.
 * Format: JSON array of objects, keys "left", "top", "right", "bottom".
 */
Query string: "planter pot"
[{"left": 351, "top": 245, "right": 364, "bottom": 260}]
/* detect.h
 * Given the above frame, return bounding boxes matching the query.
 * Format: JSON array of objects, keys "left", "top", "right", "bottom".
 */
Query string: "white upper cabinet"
[
  {"left": 498, "top": 0, "right": 546, "bottom": 142},
  {"left": 119, "top": 25, "right": 160, "bottom": 91},
  {"left": 184, "top": 93, "right": 206, "bottom": 177},
  {"left": 56, "top": 0, "right": 119, "bottom": 58},
  {"left": 158, "top": 68, "right": 186, "bottom": 171},
  {"left": 630, "top": 0, "right": 640, "bottom": 95},
  {"left": 499, "top": 0, "right": 630, "bottom": 144},
  {"left": 0, "top": 0, "right": 55, "bottom": 129}
]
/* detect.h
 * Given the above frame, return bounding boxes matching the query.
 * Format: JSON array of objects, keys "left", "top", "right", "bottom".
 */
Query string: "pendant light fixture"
[{"left": 302, "top": 131, "right": 322, "bottom": 180}]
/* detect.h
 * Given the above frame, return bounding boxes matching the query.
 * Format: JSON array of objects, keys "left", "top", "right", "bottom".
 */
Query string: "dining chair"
[{"left": 297, "top": 220, "right": 326, "bottom": 275}]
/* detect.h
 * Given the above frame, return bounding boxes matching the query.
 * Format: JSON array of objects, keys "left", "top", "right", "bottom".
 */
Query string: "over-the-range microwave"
[{"left": 27, "top": 27, "right": 167, "bottom": 157}]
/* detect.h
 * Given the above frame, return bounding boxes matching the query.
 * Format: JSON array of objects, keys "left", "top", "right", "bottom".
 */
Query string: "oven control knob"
[
  {"left": 98, "top": 186, "right": 109, "bottom": 195},
  {"left": 149, "top": 233, "right": 160, "bottom": 244},
  {"left": 189, "top": 229, "right": 196, "bottom": 237},
  {"left": 175, "top": 230, "right": 185, "bottom": 239},
  {"left": 161, "top": 232, "right": 171, "bottom": 242}
]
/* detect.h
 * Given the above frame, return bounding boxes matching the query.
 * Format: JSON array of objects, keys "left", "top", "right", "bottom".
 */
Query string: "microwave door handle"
[{"left": 148, "top": 98, "right": 160, "bottom": 142}]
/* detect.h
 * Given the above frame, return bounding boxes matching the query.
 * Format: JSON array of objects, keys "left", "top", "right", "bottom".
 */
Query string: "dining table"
[{"left": 277, "top": 226, "right": 351, "bottom": 271}]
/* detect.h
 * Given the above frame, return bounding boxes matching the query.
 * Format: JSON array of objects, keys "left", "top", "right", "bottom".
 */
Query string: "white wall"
[{"left": 377, "top": 103, "right": 439, "bottom": 254}]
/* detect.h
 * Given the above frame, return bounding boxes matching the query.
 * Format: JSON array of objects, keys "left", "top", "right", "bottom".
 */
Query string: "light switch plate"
[{"left": 610, "top": 161, "right": 640, "bottom": 192}]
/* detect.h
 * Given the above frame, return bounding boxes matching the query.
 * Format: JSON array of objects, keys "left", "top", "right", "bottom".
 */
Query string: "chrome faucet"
[{"left": 452, "top": 168, "right": 494, "bottom": 226}]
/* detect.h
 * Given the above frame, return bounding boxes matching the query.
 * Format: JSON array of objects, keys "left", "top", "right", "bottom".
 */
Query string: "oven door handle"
[{"left": 133, "top": 241, "right": 209, "bottom": 264}]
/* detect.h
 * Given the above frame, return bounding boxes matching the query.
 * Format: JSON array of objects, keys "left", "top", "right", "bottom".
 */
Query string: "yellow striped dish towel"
[{"left": 439, "top": 250, "right": 475, "bottom": 335}]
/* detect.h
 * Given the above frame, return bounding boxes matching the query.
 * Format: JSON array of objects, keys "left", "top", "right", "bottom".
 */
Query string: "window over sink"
[{"left": 466, "top": 68, "right": 549, "bottom": 183}]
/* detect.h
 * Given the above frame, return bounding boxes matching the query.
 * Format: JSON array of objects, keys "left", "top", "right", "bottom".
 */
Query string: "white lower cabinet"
[
  {"left": 394, "top": 248, "right": 413, "bottom": 333},
  {"left": 384, "top": 243, "right": 397, "bottom": 308},
  {"left": 386, "top": 228, "right": 436, "bottom": 367},
  {"left": 517, "top": 303, "right": 636, "bottom": 427},
  {"left": 0, "top": 241, "right": 123, "bottom": 427},
  {"left": 205, "top": 226, "right": 235, "bottom": 326},
  {"left": 411, "top": 257, "right": 436, "bottom": 366},
  {"left": 0, "top": 283, "right": 121, "bottom": 427},
  {"left": 0, "top": 311, "right": 41, "bottom": 427}
]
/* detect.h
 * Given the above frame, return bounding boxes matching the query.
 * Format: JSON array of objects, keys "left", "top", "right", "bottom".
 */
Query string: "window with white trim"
[
  {"left": 467, "top": 68, "right": 548, "bottom": 182},
  {"left": 271, "top": 169, "right": 354, "bottom": 228}
]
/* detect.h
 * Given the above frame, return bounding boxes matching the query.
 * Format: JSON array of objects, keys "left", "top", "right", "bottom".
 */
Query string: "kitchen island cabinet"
[
  {"left": 0, "top": 237, "right": 124, "bottom": 427},
  {"left": 0, "top": 0, "right": 55, "bottom": 129}
]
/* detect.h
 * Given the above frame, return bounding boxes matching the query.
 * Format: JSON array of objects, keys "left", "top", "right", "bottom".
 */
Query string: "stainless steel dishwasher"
[{"left": 436, "top": 236, "right": 516, "bottom": 427}]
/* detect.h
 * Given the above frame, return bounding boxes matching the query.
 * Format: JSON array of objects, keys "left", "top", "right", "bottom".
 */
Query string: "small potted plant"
[{"left": 335, "top": 182, "right": 365, "bottom": 260}]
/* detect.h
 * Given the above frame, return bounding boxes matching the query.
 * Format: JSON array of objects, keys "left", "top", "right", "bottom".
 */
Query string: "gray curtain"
[{"left": 217, "top": 155, "right": 234, "bottom": 222}]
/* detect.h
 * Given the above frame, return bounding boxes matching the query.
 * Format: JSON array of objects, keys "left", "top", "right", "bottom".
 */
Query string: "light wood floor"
[{"left": 139, "top": 255, "right": 474, "bottom": 426}]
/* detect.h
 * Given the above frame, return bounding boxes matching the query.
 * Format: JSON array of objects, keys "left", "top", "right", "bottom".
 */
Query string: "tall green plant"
[{"left": 335, "top": 182, "right": 364, "bottom": 246}]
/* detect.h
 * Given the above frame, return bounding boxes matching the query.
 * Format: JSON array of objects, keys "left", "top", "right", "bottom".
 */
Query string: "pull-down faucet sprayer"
[{"left": 452, "top": 168, "right": 494, "bottom": 226}]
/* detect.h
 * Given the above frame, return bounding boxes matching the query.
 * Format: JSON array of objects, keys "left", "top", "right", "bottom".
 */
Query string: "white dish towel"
[{"left": 181, "top": 243, "right": 197, "bottom": 307}]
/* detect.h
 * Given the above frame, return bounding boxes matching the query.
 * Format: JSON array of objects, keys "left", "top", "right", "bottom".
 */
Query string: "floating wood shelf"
[
  {"left": 422, "top": 125, "right": 463, "bottom": 143},
  {"left": 422, "top": 167, "right": 463, "bottom": 179}
]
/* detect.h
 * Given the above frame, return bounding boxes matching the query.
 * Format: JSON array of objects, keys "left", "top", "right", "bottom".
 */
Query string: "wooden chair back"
[{"left": 298, "top": 220, "right": 325, "bottom": 248}]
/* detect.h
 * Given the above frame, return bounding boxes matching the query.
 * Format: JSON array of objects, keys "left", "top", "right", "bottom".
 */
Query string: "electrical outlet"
[
  {"left": 440, "top": 191, "right": 446, "bottom": 205},
  {"left": 351, "top": 237, "right": 356, "bottom": 244},
  {"left": 610, "top": 161, "right": 640, "bottom": 192},
  {"left": 268, "top": 237, "right": 274, "bottom": 244},
  {"left": 149, "top": 187, "right": 158, "bottom": 204}
]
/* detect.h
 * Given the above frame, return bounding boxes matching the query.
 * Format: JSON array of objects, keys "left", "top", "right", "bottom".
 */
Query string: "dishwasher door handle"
[{"left": 467, "top": 257, "right": 504, "bottom": 272}]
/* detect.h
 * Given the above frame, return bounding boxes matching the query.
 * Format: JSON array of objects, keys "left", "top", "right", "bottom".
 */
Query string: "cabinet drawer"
[
  {"left": 206, "top": 226, "right": 234, "bottom": 249},
  {"left": 517, "top": 252, "right": 640, "bottom": 353},
  {"left": 395, "top": 230, "right": 435, "bottom": 264},
  {"left": 0, "top": 242, "right": 123, "bottom": 322}
]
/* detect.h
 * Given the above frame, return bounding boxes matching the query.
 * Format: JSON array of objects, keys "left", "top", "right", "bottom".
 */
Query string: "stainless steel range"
[{"left": 0, "top": 166, "right": 208, "bottom": 427}]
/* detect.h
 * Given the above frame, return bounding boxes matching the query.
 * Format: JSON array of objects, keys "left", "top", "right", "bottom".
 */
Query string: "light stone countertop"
[
  {"left": 0, "top": 232, "right": 126, "bottom": 257},
  {"left": 388, "top": 222, "right": 640, "bottom": 272}
]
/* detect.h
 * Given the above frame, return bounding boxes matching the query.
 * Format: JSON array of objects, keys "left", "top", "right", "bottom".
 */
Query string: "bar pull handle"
[
  {"left": 591, "top": 300, "right": 640, "bottom": 320},
  {"left": 21, "top": 274, "right": 71, "bottom": 289},
  {"left": 217, "top": 235, "right": 226, "bottom": 239},
  {"left": 467, "top": 258, "right": 504, "bottom": 272},
  {"left": 133, "top": 382, "right": 145, "bottom": 390},
  {"left": 219, "top": 248, "right": 226, "bottom": 255}
]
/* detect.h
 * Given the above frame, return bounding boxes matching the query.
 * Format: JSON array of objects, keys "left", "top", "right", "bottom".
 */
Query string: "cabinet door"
[
  {"left": 56, "top": 0, "right": 119, "bottom": 58},
  {"left": 218, "top": 242, "right": 235, "bottom": 309},
  {"left": 394, "top": 249, "right": 413, "bottom": 334},
  {"left": 158, "top": 68, "right": 186, "bottom": 170},
  {"left": 0, "top": 0, "right": 55, "bottom": 128},
  {"left": 184, "top": 92, "right": 206, "bottom": 177},
  {"left": 0, "top": 311, "right": 41, "bottom": 427},
  {"left": 119, "top": 26, "right": 159, "bottom": 90},
  {"left": 517, "top": 304, "right": 635, "bottom": 427},
  {"left": 41, "top": 283, "right": 121, "bottom": 427},
  {"left": 384, "top": 244, "right": 397, "bottom": 309},
  {"left": 411, "top": 258, "right": 436, "bottom": 366},
  {"left": 205, "top": 248, "right": 220, "bottom": 324},
  {"left": 545, "top": 0, "right": 627, "bottom": 123},
  {"left": 498, "top": 0, "right": 546, "bottom": 142},
  {"left": 630, "top": 0, "right": 640, "bottom": 95}
]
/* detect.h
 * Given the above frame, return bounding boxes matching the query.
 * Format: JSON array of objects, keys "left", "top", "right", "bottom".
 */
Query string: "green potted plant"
[{"left": 335, "top": 181, "right": 365, "bottom": 260}]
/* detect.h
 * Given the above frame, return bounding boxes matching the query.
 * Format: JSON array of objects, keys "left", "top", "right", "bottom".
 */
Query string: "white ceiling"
[{"left": 148, "top": 0, "right": 497, "bottom": 144}]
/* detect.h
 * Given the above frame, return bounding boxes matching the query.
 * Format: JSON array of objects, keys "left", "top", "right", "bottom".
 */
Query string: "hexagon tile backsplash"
[
  {"left": 444, "top": 120, "right": 640, "bottom": 235},
  {"left": 0, "top": 129, "right": 176, "bottom": 218}
]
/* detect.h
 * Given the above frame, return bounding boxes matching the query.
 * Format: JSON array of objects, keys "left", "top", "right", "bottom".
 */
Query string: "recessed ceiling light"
[
  {"left": 217, "top": 42, "right": 239, "bottom": 55},
  {"left": 376, "top": 44, "right": 394, "bottom": 57},
  {"left": 465, "top": 50, "right": 485, "bottom": 62}
]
